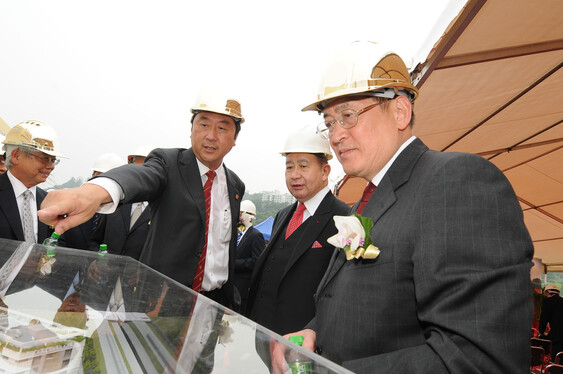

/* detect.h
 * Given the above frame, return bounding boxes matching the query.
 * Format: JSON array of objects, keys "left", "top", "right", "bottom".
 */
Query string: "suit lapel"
[
  {"left": 130, "top": 205, "right": 150, "bottom": 232},
  {"left": 283, "top": 193, "right": 333, "bottom": 277},
  {"left": 0, "top": 174, "right": 24, "bottom": 240},
  {"left": 179, "top": 149, "right": 206, "bottom": 223},
  {"left": 35, "top": 188, "right": 50, "bottom": 241},
  {"left": 318, "top": 139, "right": 428, "bottom": 292},
  {"left": 251, "top": 204, "right": 294, "bottom": 284}
]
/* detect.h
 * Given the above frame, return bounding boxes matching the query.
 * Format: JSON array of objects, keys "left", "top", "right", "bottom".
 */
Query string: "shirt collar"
[
  {"left": 196, "top": 158, "right": 225, "bottom": 179},
  {"left": 301, "top": 186, "right": 330, "bottom": 216},
  {"left": 7, "top": 170, "right": 37, "bottom": 198},
  {"left": 371, "top": 136, "right": 417, "bottom": 186}
]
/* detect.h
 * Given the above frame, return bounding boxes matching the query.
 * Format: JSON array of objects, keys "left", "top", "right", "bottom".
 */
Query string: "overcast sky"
[{"left": 0, "top": 0, "right": 466, "bottom": 193}]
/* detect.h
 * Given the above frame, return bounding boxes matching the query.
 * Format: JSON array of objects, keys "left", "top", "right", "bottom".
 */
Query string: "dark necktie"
[
  {"left": 356, "top": 182, "right": 376, "bottom": 214},
  {"left": 192, "top": 170, "right": 216, "bottom": 293},
  {"left": 285, "top": 203, "right": 306, "bottom": 239}
]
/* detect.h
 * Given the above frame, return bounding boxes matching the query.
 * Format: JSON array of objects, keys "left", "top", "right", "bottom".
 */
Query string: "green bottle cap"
[
  {"left": 52, "top": 232, "right": 61, "bottom": 239},
  {"left": 289, "top": 335, "right": 304, "bottom": 346},
  {"left": 99, "top": 244, "right": 107, "bottom": 254}
]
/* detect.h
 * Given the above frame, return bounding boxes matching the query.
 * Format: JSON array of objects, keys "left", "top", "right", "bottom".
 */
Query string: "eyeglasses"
[
  {"left": 316, "top": 100, "right": 387, "bottom": 139},
  {"left": 29, "top": 153, "right": 60, "bottom": 166}
]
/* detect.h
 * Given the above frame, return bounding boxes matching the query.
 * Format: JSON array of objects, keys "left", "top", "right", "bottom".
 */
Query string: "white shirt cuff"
[{"left": 86, "top": 178, "right": 124, "bottom": 214}]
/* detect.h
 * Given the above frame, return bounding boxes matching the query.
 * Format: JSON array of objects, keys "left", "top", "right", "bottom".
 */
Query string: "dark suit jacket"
[
  {"left": 98, "top": 148, "right": 244, "bottom": 309},
  {"left": 308, "top": 138, "right": 534, "bottom": 373},
  {"left": 88, "top": 203, "right": 151, "bottom": 260},
  {"left": 539, "top": 295, "right": 563, "bottom": 359},
  {"left": 247, "top": 191, "right": 349, "bottom": 334},
  {"left": 233, "top": 225, "right": 265, "bottom": 311},
  {"left": 0, "top": 172, "right": 52, "bottom": 244}
]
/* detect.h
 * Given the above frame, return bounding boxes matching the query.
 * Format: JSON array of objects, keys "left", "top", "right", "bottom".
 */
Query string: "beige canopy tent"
[{"left": 336, "top": 0, "right": 563, "bottom": 272}]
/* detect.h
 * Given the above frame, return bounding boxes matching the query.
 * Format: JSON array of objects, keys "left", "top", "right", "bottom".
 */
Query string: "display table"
[{"left": 0, "top": 238, "right": 352, "bottom": 373}]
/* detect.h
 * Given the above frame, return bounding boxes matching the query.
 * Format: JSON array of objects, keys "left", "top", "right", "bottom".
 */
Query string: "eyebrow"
[
  {"left": 323, "top": 103, "right": 350, "bottom": 118},
  {"left": 197, "top": 114, "right": 233, "bottom": 126},
  {"left": 286, "top": 158, "right": 311, "bottom": 165}
]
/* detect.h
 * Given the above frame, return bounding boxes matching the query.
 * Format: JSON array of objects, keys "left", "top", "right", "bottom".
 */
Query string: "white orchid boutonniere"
[{"left": 327, "top": 213, "right": 380, "bottom": 261}]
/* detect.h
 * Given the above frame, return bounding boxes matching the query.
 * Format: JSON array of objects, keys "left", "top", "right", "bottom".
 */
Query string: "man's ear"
[{"left": 394, "top": 96, "right": 412, "bottom": 131}]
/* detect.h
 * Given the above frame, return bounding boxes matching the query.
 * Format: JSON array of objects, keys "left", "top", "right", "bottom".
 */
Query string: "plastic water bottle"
[
  {"left": 39, "top": 232, "right": 60, "bottom": 275},
  {"left": 42, "top": 232, "right": 61, "bottom": 257},
  {"left": 96, "top": 244, "right": 109, "bottom": 285},
  {"left": 286, "top": 335, "right": 313, "bottom": 374}
]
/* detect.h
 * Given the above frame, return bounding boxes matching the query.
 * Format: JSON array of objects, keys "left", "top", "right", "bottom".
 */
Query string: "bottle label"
[{"left": 289, "top": 362, "right": 313, "bottom": 374}]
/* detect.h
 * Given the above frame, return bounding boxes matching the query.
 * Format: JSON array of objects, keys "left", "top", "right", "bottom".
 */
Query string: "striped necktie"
[{"left": 192, "top": 170, "right": 216, "bottom": 293}]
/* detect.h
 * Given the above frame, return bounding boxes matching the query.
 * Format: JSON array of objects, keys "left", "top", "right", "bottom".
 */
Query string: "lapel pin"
[{"left": 235, "top": 194, "right": 239, "bottom": 200}]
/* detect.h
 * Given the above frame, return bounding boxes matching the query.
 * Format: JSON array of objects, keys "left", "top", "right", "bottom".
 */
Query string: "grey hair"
[{"left": 4, "top": 145, "right": 34, "bottom": 169}]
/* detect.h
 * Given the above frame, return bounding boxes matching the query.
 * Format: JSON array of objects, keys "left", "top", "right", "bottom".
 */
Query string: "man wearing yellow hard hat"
[
  {"left": 0, "top": 120, "right": 66, "bottom": 243},
  {"left": 38, "top": 88, "right": 245, "bottom": 311},
  {"left": 280, "top": 41, "right": 533, "bottom": 373}
]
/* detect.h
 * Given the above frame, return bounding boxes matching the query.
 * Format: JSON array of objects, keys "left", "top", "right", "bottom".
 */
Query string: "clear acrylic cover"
[{"left": 0, "top": 238, "right": 353, "bottom": 374}]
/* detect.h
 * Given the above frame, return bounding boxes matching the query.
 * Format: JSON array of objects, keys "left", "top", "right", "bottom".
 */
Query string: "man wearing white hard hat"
[
  {"left": 0, "top": 120, "right": 66, "bottom": 243},
  {"left": 279, "top": 41, "right": 533, "bottom": 373},
  {"left": 38, "top": 88, "right": 245, "bottom": 311},
  {"left": 247, "top": 126, "right": 349, "bottom": 335},
  {"left": 88, "top": 150, "right": 151, "bottom": 260},
  {"left": 232, "top": 200, "right": 265, "bottom": 314}
]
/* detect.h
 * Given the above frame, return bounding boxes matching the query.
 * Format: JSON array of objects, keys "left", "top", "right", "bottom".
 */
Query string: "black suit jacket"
[
  {"left": 99, "top": 148, "right": 244, "bottom": 309},
  {"left": 247, "top": 191, "right": 349, "bottom": 334},
  {"left": 233, "top": 225, "right": 265, "bottom": 312},
  {"left": 308, "top": 138, "right": 534, "bottom": 373},
  {"left": 539, "top": 295, "right": 563, "bottom": 358},
  {"left": 88, "top": 203, "right": 151, "bottom": 260},
  {"left": 0, "top": 172, "right": 52, "bottom": 244}
]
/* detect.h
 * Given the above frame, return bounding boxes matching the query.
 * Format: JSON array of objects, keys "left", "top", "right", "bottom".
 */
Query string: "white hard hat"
[
  {"left": 2, "top": 120, "right": 67, "bottom": 158},
  {"left": 240, "top": 200, "right": 257, "bottom": 215},
  {"left": 191, "top": 87, "right": 245, "bottom": 124},
  {"left": 127, "top": 144, "right": 154, "bottom": 161},
  {"left": 280, "top": 126, "right": 333, "bottom": 160},
  {"left": 91, "top": 153, "right": 126, "bottom": 173},
  {"left": 302, "top": 41, "right": 419, "bottom": 113}
]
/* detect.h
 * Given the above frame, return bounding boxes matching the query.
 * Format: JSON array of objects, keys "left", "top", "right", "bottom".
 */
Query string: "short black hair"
[{"left": 190, "top": 111, "right": 241, "bottom": 138}]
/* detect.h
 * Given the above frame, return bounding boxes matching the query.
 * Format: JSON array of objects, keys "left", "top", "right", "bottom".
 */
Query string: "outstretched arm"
[{"left": 38, "top": 184, "right": 112, "bottom": 234}]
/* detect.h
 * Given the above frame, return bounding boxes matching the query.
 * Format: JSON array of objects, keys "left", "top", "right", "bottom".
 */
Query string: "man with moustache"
[
  {"left": 280, "top": 41, "right": 533, "bottom": 373},
  {"left": 38, "top": 88, "right": 245, "bottom": 310}
]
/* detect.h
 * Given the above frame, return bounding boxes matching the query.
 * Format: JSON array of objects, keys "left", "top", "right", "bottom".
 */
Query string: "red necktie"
[
  {"left": 192, "top": 170, "right": 216, "bottom": 293},
  {"left": 356, "top": 182, "right": 376, "bottom": 214},
  {"left": 285, "top": 203, "right": 306, "bottom": 239}
]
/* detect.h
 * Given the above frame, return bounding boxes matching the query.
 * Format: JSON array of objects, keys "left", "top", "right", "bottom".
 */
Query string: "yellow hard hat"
[
  {"left": 191, "top": 87, "right": 244, "bottom": 124},
  {"left": 2, "top": 120, "right": 67, "bottom": 158},
  {"left": 302, "top": 41, "right": 419, "bottom": 113}
]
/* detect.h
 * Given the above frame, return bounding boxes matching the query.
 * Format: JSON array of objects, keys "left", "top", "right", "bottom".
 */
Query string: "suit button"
[
  {"left": 315, "top": 346, "right": 323, "bottom": 355},
  {"left": 196, "top": 251, "right": 201, "bottom": 257},
  {"left": 266, "top": 267, "right": 271, "bottom": 272}
]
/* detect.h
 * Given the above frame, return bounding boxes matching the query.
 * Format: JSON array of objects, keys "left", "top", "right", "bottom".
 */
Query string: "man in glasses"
[
  {"left": 281, "top": 41, "right": 533, "bottom": 373},
  {"left": 0, "top": 120, "right": 65, "bottom": 243}
]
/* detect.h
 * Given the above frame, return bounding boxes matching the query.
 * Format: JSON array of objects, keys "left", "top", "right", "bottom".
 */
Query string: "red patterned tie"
[
  {"left": 285, "top": 203, "right": 306, "bottom": 239},
  {"left": 356, "top": 182, "right": 376, "bottom": 214},
  {"left": 192, "top": 170, "right": 216, "bottom": 293}
]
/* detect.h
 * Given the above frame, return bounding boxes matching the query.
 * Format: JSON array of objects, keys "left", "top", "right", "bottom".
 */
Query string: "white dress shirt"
[
  {"left": 300, "top": 186, "right": 331, "bottom": 222},
  {"left": 88, "top": 160, "right": 232, "bottom": 292},
  {"left": 7, "top": 170, "right": 38, "bottom": 242}
]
